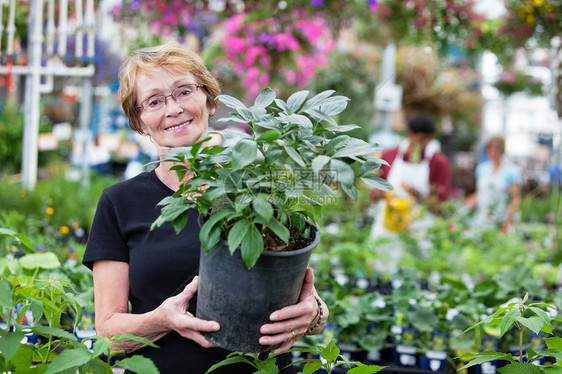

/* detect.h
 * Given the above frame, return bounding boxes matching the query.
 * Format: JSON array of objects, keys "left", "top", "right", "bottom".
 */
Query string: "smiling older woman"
[{"left": 82, "top": 42, "right": 327, "bottom": 374}]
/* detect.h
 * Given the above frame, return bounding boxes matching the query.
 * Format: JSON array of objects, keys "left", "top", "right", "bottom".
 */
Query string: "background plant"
[
  {"left": 459, "top": 293, "right": 562, "bottom": 373},
  {"left": 205, "top": 340, "right": 386, "bottom": 374},
  {"left": 207, "top": 10, "right": 335, "bottom": 101},
  {"left": 0, "top": 230, "right": 160, "bottom": 374}
]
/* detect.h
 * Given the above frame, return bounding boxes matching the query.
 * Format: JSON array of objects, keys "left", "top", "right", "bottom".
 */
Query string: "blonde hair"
[{"left": 118, "top": 41, "right": 220, "bottom": 134}]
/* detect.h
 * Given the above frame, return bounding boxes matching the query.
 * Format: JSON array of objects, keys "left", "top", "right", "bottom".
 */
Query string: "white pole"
[
  {"left": 46, "top": 0, "right": 55, "bottom": 56},
  {"left": 379, "top": 43, "right": 396, "bottom": 132},
  {"left": 58, "top": 0, "right": 68, "bottom": 57},
  {"left": 85, "top": 0, "right": 95, "bottom": 59},
  {"left": 75, "top": 0, "right": 83, "bottom": 59},
  {"left": 80, "top": 78, "right": 93, "bottom": 188},
  {"left": 6, "top": 0, "right": 16, "bottom": 55},
  {"left": 0, "top": 2, "right": 4, "bottom": 59},
  {"left": 22, "top": 0, "right": 44, "bottom": 189}
]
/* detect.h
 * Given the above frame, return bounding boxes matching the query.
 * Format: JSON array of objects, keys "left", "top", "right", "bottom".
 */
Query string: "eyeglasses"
[{"left": 137, "top": 84, "right": 202, "bottom": 112}]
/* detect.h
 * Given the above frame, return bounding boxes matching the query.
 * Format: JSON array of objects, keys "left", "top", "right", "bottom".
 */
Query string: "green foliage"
[
  {"left": 459, "top": 294, "right": 562, "bottom": 372},
  {"left": 205, "top": 340, "right": 385, "bottom": 374},
  {"left": 0, "top": 230, "right": 160, "bottom": 373},
  {"left": 0, "top": 104, "right": 25, "bottom": 176},
  {"left": 153, "top": 88, "right": 392, "bottom": 268},
  {"left": 0, "top": 173, "right": 118, "bottom": 261},
  {"left": 493, "top": 70, "right": 544, "bottom": 97}
]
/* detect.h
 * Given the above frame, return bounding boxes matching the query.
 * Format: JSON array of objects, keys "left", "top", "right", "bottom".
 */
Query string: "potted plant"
[{"left": 151, "top": 87, "right": 392, "bottom": 352}]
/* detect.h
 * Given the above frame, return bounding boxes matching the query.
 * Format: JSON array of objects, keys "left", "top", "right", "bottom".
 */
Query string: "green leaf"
[
  {"left": 253, "top": 195, "right": 274, "bottom": 221},
  {"left": 217, "top": 94, "right": 246, "bottom": 111},
  {"left": 304, "top": 108, "right": 337, "bottom": 125},
  {"left": 321, "top": 340, "right": 340, "bottom": 363},
  {"left": 205, "top": 355, "right": 255, "bottom": 373},
  {"left": 114, "top": 334, "right": 159, "bottom": 348},
  {"left": 497, "top": 362, "right": 542, "bottom": 374},
  {"left": 0, "top": 228, "right": 34, "bottom": 250},
  {"left": 92, "top": 339, "right": 112, "bottom": 358},
  {"left": 199, "top": 209, "right": 234, "bottom": 244},
  {"left": 329, "top": 124, "right": 361, "bottom": 133},
  {"left": 254, "top": 87, "right": 276, "bottom": 108},
  {"left": 86, "top": 358, "right": 111, "bottom": 374},
  {"left": 330, "top": 159, "right": 355, "bottom": 188},
  {"left": 286, "top": 90, "right": 309, "bottom": 113},
  {"left": 256, "top": 217, "right": 290, "bottom": 244},
  {"left": 319, "top": 99, "right": 348, "bottom": 117},
  {"left": 458, "top": 352, "right": 512, "bottom": 370},
  {"left": 172, "top": 212, "right": 189, "bottom": 235},
  {"left": 311, "top": 155, "right": 330, "bottom": 176},
  {"left": 300, "top": 90, "right": 335, "bottom": 112},
  {"left": 232, "top": 139, "right": 258, "bottom": 170},
  {"left": 361, "top": 176, "right": 393, "bottom": 192},
  {"left": 115, "top": 356, "right": 159, "bottom": 374},
  {"left": 278, "top": 113, "right": 314, "bottom": 129},
  {"left": 44, "top": 346, "right": 92, "bottom": 374},
  {"left": 359, "top": 159, "right": 383, "bottom": 176},
  {"left": 516, "top": 316, "right": 545, "bottom": 335},
  {"left": 283, "top": 145, "right": 306, "bottom": 168},
  {"left": 19, "top": 252, "right": 61, "bottom": 270},
  {"left": 256, "top": 129, "right": 282, "bottom": 142},
  {"left": 0, "top": 330, "right": 26, "bottom": 362},
  {"left": 227, "top": 220, "right": 252, "bottom": 254},
  {"left": 341, "top": 183, "right": 358, "bottom": 202},
  {"left": 32, "top": 326, "right": 78, "bottom": 341},
  {"left": 10, "top": 344, "right": 35, "bottom": 372},
  {"left": 529, "top": 307, "right": 552, "bottom": 333},
  {"left": 0, "top": 279, "right": 12, "bottom": 310},
  {"left": 301, "top": 361, "right": 323, "bottom": 374},
  {"left": 332, "top": 143, "right": 380, "bottom": 159},
  {"left": 539, "top": 349, "right": 562, "bottom": 361},
  {"left": 348, "top": 364, "right": 386, "bottom": 373},
  {"left": 274, "top": 99, "right": 290, "bottom": 113},
  {"left": 546, "top": 337, "right": 562, "bottom": 351},
  {"left": 500, "top": 309, "right": 519, "bottom": 336},
  {"left": 240, "top": 224, "right": 264, "bottom": 269}
]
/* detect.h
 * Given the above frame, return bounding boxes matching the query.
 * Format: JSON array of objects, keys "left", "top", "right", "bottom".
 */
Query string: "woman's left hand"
[{"left": 258, "top": 268, "right": 327, "bottom": 354}]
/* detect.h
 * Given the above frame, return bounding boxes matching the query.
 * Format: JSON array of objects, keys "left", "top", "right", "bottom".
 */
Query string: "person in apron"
[{"left": 368, "top": 113, "right": 452, "bottom": 272}]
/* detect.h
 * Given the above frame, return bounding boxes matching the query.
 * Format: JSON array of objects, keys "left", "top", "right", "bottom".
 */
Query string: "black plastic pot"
[{"left": 196, "top": 227, "right": 320, "bottom": 353}]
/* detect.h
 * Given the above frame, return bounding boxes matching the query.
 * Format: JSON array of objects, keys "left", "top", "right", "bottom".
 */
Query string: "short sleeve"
[
  {"left": 82, "top": 191, "right": 130, "bottom": 270},
  {"left": 506, "top": 164, "right": 522, "bottom": 186}
]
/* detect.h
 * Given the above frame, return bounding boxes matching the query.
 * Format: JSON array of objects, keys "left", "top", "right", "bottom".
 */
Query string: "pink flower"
[
  {"left": 259, "top": 72, "right": 270, "bottom": 86},
  {"left": 245, "top": 46, "right": 266, "bottom": 67},
  {"left": 227, "top": 37, "right": 248, "bottom": 54},
  {"left": 162, "top": 13, "right": 178, "bottom": 27},
  {"left": 284, "top": 70, "right": 297, "bottom": 85}
]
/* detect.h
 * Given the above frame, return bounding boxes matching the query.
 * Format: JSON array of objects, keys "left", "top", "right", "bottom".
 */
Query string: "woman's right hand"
[{"left": 158, "top": 275, "right": 220, "bottom": 348}]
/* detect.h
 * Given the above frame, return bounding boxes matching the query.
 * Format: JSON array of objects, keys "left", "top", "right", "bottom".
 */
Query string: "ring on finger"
[{"left": 291, "top": 330, "right": 295, "bottom": 339}]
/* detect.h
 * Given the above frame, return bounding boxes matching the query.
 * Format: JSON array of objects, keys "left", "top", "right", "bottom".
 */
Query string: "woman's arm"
[
  {"left": 93, "top": 260, "right": 220, "bottom": 353},
  {"left": 502, "top": 182, "right": 521, "bottom": 233},
  {"left": 258, "top": 268, "right": 329, "bottom": 354}
]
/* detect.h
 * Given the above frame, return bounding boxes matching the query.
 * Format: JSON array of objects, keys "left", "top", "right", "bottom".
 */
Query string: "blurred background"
[{"left": 1, "top": 0, "right": 562, "bottom": 372}]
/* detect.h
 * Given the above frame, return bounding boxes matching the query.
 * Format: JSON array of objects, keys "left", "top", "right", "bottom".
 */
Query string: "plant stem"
[{"left": 519, "top": 329, "right": 523, "bottom": 363}]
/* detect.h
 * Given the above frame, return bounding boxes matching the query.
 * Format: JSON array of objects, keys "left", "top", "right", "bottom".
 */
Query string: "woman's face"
[
  {"left": 135, "top": 68, "right": 213, "bottom": 152},
  {"left": 487, "top": 139, "right": 503, "bottom": 162}
]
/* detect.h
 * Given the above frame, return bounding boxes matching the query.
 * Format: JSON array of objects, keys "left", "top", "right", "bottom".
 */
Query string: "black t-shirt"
[{"left": 83, "top": 171, "right": 294, "bottom": 374}]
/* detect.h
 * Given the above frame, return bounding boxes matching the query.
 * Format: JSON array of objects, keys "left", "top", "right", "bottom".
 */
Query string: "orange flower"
[
  {"left": 60, "top": 226, "right": 70, "bottom": 235},
  {"left": 46, "top": 207, "right": 54, "bottom": 215},
  {"left": 72, "top": 221, "right": 80, "bottom": 229}
]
